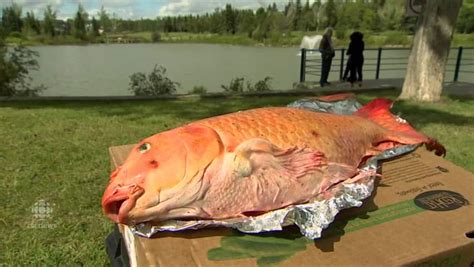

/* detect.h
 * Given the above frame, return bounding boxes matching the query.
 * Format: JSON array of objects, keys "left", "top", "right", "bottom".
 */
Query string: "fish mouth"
[{"left": 102, "top": 184, "right": 144, "bottom": 224}]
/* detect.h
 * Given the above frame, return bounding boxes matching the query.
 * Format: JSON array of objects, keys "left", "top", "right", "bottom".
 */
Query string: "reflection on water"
[
  {"left": 30, "top": 44, "right": 472, "bottom": 96},
  {"left": 31, "top": 43, "right": 300, "bottom": 96}
]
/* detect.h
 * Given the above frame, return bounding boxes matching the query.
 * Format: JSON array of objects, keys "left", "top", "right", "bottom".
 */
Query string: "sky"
[{"left": 0, "top": 0, "right": 307, "bottom": 20}]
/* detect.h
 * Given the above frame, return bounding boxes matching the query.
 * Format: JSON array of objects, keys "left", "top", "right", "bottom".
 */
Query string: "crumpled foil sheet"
[
  {"left": 131, "top": 98, "right": 418, "bottom": 240},
  {"left": 287, "top": 97, "right": 363, "bottom": 115}
]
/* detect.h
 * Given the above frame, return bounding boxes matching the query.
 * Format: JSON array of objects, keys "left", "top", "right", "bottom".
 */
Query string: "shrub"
[
  {"left": 8, "top": 31, "right": 24, "bottom": 39},
  {"left": 221, "top": 77, "right": 245, "bottom": 93},
  {"left": 269, "top": 31, "right": 282, "bottom": 43},
  {"left": 151, "top": 31, "right": 161, "bottom": 43},
  {"left": 190, "top": 86, "right": 207, "bottom": 94},
  {"left": 335, "top": 27, "right": 347, "bottom": 40},
  {"left": 222, "top": 77, "right": 273, "bottom": 93},
  {"left": 383, "top": 31, "right": 408, "bottom": 46},
  {"left": 0, "top": 43, "right": 45, "bottom": 96},
  {"left": 250, "top": 76, "right": 272, "bottom": 92},
  {"left": 128, "top": 65, "right": 179, "bottom": 96}
]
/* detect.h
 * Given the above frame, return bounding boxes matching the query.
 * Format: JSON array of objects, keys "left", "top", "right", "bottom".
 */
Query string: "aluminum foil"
[
  {"left": 287, "top": 97, "right": 363, "bottom": 115},
  {"left": 130, "top": 98, "right": 419, "bottom": 240}
]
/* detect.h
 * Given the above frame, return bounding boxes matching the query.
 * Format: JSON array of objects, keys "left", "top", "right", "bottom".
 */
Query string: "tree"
[
  {"left": 301, "top": 0, "right": 315, "bottom": 31},
  {"left": 312, "top": 0, "right": 322, "bottom": 31},
  {"left": 24, "top": 11, "right": 41, "bottom": 35},
  {"left": 1, "top": 3, "right": 23, "bottom": 33},
  {"left": 74, "top": 4, "right": 88, "bottom": 39},
  {"left": 253, "top": 7, "right": 269, "bottom": 40},
  {"left": 457, "top": 4, "right": 474, "bottom": 33},
  {"left": 378, "top": 0, "right": 404, "bottom": 31},
  {"left": 337, "top": 3, "right": 360, "bottom": 30},
  {"left": 91, "top": 17, "right": 100, "bottom": 36},
  {"left": 99, "top": 6, "right": 112, "bottom": 32},
  {"left": 43, "top": 5, "right": 57, "bottom": 37},
  {"left": 399, "top": 0, "right": 463, "bottom": 102},
  {"left": 223, "top": 4, "right": 236, "bottom": 34},
  {"left": 269, "top": 11, "right": 290, "bottom": 35},
  {"left": 163, "top": 17, "right": 173, "bottom": 32},
  {"left": 237, "top": 10, "right": 256, "bottom": 37},
  {"left": 209, "top": 8, "right": 224, "bottom": 33},
  {"left": 323, "top": 0, "right": 337, "bottom": 28},
  {"left": 65, "top": 19, "right": 74, "bottom": 35},
  {"left": 294, "top": 0, "right": 303, "bottom": 30},
  {"left": 0, "top": 33, "right": 44, "bottom": 96}
]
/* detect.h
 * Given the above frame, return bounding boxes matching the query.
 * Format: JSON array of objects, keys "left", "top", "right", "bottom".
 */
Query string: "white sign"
[{"left": 406, "top": 0, "right": 425, "bottom": 16}]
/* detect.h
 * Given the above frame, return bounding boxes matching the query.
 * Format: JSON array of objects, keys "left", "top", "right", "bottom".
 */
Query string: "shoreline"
[
  {"left": 2, "top": 80, "right": 472, "bottom": 101},
  {"left": 5, "top": 32, "right": 473, "bottom": 48},
  {"left": 3, "top": 39, "right": 418, "bottom": 49}
]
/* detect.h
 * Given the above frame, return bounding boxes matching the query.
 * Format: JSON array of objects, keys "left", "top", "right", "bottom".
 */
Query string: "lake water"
[{"left": 30, "top": 44, "right": 473, "bottom": 96}]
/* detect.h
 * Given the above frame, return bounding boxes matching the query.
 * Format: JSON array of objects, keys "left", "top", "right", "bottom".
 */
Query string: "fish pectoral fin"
[
  {"left": 233, "top": 152, "right": 253, "bottom": 178},
  {"left": 231, "top": 138, "right": 327, "bottom": 179}
]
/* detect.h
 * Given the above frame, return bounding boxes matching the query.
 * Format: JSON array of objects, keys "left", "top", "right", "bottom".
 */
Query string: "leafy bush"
[
  {"left": 190, "top": 86, "right": 207, "bottom": 94},
  {"left": 383, "top": 31, "right": 408, "bottom": 46},
  {"left": 128, "top": 65, "right": 179, "bottom": 96},
  {"left": 248, "top": 76, "right": 272, "bottom": 92},
  {"left": 222, "top": 77, "right": 272, "bottom": 93},
  {"left": 457, "top": 5, "right": 474, "bottom": 33},
  {"left": 221, "top": 77, "right": 245, "bottom": 93},
  {"left": 269, "top": 31, "right": 282, "bottom": 43},
  {"left": 8, "top": 31, "right": 24, "bottom": 39},
  {"left": 335, "top": 27, "right": 347, "bottom": 40},
  {"left": 151, "top": 31, "right": 161, "bottom": 42},
  {"left": 0, "top": 41, "right": 45, "bottom": 96}
]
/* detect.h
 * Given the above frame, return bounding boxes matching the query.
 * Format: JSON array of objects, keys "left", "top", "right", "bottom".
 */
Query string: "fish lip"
[
  {"left": 102, "top": 184, "right": 144, "bottom": 224},
  {"left": 103, "top": 195, "right": 128, "bottom": 223}
]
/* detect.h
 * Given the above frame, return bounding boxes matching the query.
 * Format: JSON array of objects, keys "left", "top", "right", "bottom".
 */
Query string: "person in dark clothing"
[
  {"left": 346, "top": 31, "right": 365, "bottom": 86},
  {"left": 319, "top": 27, "right": 335, "bottom": 87}
]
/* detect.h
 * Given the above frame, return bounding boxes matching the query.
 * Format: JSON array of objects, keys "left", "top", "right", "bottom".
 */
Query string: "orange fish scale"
[{"left": 192, "top": 107, "right": 385, "bottom": 166}]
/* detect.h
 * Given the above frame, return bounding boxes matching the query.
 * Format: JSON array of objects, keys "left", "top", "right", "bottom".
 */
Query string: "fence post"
[
  {"left": 299, "top": 48, "right": 306, "bottom": 83},
  {"left": 375, "top": 47, "right": 382, "bottom": 80},
  {"left": 453, "top": 46, "right": 463, "bottom": 82},
  {"left": 340, "top": 48, "right": 345, "bottom": 80}
]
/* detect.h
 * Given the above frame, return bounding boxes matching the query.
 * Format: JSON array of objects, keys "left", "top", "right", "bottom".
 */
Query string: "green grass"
[
  {"left": 452, "top": 33, "right": 474, "bottom": 47},
  {"left": 0, "top": 91, "right": 472, "bottom": 265},
  {"left": 6, "top": 34, "right": 93, "bottom": 46}
]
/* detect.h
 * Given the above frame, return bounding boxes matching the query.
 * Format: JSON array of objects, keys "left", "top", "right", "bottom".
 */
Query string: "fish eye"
[{"left": 138, "top": 143, "right": 151, "bottom": 154}]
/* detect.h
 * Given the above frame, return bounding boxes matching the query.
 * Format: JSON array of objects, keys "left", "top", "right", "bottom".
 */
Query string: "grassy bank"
[
  {"left": 0, "top": 91, "right": 473, "bottom": 265},
  {"left": 6, "top": 31, "right": 474, "bottom": 48}
]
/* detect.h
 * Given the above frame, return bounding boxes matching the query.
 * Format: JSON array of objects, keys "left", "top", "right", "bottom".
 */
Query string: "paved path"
[
  {"left": 298, "top": 78, "right": 474, "bottom": 98},
  {"left": 1, "top": 79, "right": 472, "bottom": 101}
]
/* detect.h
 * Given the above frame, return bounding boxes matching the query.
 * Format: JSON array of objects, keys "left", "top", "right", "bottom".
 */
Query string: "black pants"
[
  {"left": 343, "top": 57, "right": 351, "bottom": 80},
  {"left": 348, "top": 57, "right": 364, "bottom": 83},
  {"left": 320, "top": 54, "right": 333, "bottom": 84}
]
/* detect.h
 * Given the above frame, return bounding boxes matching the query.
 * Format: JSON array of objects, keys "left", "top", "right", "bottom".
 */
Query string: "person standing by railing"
[
  {"left": 346, "top": 31, "right": 365, "bottom": 87},
  {"left": 319, "top": 27, "right": 335, "bottom": 87}
]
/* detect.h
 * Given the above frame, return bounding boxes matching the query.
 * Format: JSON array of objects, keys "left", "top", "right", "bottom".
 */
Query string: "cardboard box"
[{"left": 108, "top": 145, "right": 474, "bottom": 267}]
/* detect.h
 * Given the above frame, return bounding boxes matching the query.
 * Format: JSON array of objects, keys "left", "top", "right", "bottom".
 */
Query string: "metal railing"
[{"left": 299, "top": 47, "right": 474, "bottom": 83}]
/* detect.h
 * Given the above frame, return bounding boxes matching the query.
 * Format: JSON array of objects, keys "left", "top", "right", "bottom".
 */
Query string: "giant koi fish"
[{"left": 102, "top": 98, "right": 445, "bottom": 225}]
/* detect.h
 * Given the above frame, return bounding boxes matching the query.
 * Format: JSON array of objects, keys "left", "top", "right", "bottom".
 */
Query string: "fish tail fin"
[{"left": 354, "top": 98, "right": 446, "bottom": 156}]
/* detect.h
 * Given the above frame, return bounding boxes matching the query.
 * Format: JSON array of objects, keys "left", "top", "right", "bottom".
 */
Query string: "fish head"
[{"left": 102, "top": 124, "right": 222, "bottom": 225}]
